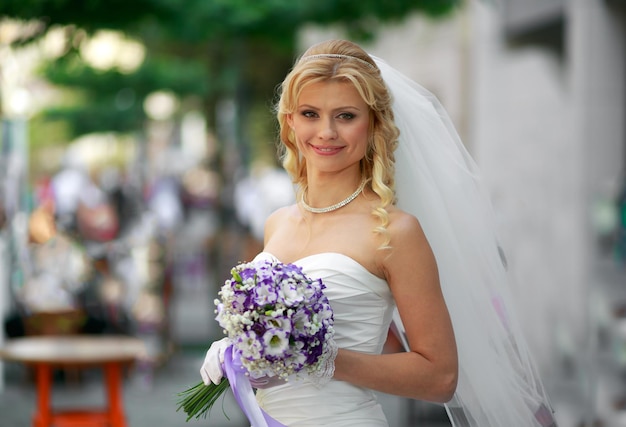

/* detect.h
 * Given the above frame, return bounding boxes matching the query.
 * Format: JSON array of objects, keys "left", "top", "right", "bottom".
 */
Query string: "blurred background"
[{"left": 0, "top": 0, "right": 625, "bottom": 426}]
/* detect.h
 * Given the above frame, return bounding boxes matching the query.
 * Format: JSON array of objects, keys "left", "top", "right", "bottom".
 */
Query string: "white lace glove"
[
  {"left": 249, "top": 339, "right": 338, "bottom": 389},
  {"left": 309, "top": 338, "right": 338, "bottom": 388},
  {"left": 199, "top": 338, "right": 230, "bottom": 385}
]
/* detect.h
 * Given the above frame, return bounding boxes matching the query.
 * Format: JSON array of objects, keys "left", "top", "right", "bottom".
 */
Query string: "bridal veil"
[{"left": 375, "top": 57, "right": 557, "bottom": 427}]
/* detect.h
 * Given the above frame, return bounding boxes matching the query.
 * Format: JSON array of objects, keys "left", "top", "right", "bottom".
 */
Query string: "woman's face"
[{"left": 287, "top": 80, "right": 370, "bottom": 176}]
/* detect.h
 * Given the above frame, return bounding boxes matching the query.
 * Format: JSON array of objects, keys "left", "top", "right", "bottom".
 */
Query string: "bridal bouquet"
[{"left": 177, "top": 257, "right": 335, "bottom": 421}]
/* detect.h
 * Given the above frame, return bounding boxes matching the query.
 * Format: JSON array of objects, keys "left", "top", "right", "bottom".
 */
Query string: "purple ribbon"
[{"left": 223, "top": 345, "right": 287, "bottom": 427}]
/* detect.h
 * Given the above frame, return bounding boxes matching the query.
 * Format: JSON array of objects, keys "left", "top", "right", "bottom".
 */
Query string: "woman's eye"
[
  {"left": 337, "top": 112, "right": 355, "bottom": 120},
  {"left": 301, "top": 111, "right": 317, "bottom": 118}
]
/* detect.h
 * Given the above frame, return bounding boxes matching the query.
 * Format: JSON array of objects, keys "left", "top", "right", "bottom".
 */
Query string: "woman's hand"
[
  {"left": 309, "top": 337, "right": 338, "bottom": 387},
  {"left": 250, "top": 338, "right": 338, "bottom": 389},
  {"left": 199, "top": 338, "right": 230, "bottom": 385}
]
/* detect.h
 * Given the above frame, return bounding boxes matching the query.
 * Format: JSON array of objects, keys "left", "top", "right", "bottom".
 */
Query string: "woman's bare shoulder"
[
  {"left": 384, "top": 207, "right": 433, "bottom": 264},
  {"left": 267, "top": 203, "right": 299, "bottom": 223},
  {"left": 386, "top": 206, "right": 425, "bottom": 240},
  {"left": 264, "top": 204, "right": 299, "bottom": 240},
  {"left": 381, "top": 207, "right": 438, "bottom": 289}
]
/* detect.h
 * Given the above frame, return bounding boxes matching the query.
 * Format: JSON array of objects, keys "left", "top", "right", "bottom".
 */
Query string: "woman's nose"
[{"left": 318, "top": 121, "right": 338, "bottom": 140}]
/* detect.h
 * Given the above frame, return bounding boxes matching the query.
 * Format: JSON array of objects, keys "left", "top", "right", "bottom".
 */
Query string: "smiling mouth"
[{"left": 311, "top": 144, "right": 343, "bottom": 153}]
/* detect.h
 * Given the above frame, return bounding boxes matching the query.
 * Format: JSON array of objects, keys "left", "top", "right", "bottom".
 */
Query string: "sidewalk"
[
  {"left": 0, "top": 345, "right": 451, "bottom": 427},
  {"left": 0, "top": 346, "right": 241, "bottom": 427}
]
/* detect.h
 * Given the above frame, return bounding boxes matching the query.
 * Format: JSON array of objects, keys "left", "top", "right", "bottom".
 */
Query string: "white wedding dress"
[{"left": 253, "top": 252, "right": 396, "bottom": 427}]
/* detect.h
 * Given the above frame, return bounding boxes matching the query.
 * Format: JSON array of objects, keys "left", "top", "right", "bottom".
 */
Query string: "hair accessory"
[
  {"left": 300, "top": 54, "right": 377, "bottom": 70},
  {"left": 301, "top": 179, "right": 366, "bottom": 214}
]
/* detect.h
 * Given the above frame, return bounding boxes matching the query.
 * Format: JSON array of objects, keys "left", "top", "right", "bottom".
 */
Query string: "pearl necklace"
[{"left": 301, "top": 179, "right": 367, "bottom": 214}]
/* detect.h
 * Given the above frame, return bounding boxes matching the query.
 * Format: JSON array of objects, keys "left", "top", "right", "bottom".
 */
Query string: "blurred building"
[
  {"left": 302, "top": 0, "right": 625, "bottom": 425},
  {"left": 472, "top": 2, "right": 625, "bottom": 426}
]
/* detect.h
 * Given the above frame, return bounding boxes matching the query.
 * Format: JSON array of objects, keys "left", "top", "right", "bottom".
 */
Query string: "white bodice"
[{"left": 253, "top": 252, "right": 396, "bottom": 427}]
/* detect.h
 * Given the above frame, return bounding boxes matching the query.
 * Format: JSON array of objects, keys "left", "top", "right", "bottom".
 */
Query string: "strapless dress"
[{"left": 253, "top": 252, "right": 396, "bottom": 427}]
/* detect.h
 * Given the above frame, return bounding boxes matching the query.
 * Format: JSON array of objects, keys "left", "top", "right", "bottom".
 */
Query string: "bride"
[{"left": 200, "top": 39, "right": 556, "bottom": 427}]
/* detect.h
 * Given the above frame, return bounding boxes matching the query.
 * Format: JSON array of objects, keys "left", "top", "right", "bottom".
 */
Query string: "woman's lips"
[{"left": 310, "top": 144, "right": 344, "bottom": 155}]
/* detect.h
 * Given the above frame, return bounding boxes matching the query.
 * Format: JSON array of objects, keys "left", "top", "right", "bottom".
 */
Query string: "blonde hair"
[{"left": 276, "top": 39, "right": 400, "bottom": 247}]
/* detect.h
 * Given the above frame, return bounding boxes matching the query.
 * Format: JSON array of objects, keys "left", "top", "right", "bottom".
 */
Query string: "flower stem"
[{"left": 176, "top": 380, "right": 231, "bottom": 422}]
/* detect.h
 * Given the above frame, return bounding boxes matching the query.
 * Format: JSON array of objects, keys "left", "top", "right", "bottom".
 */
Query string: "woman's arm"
[{"left": 333, "top": 212, "right": 458, "bottom": 403}]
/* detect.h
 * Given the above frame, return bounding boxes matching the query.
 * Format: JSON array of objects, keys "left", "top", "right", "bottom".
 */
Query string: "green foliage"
[
  {"left": 42, "top": 52, "right": 209, "bottom": 98},
  {"left": 0, "top": 0, "right": 460, "bottom": 43},
  {"left": 44, "top": 98, "right": 145, "bottom": 136},
  {"left": 0, "top": 0, "right": 171, "bottom": 33},
  {"left": 36, "top": 50, "right": 211, "bottom": 138},
  {"left": 0, "top": 0, "right": 460, "bottom": 143}
]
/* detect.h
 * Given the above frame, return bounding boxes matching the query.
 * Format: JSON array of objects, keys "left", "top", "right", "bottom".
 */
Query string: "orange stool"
[{"left": 0, "top": 335, "right": 145, "bottom": 427}]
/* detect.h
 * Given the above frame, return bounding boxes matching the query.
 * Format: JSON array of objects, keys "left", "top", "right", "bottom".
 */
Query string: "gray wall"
[{"left": 301, "top": 1, "right": 626, "bottom": 423}]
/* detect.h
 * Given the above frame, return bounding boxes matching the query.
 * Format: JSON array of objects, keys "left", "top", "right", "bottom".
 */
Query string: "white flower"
[
  {"left": 254, "top": 283, "right": 278, "bottom": 306},
  {"left": 279, "top": 281, "right": 303, "bottom": 306},
  {"left": 237, "top": 331, "right": 263, "bottom": 360},
  {"left": 260, "top": 314, "right": 291, "bottom": 334},
  {"left": 262, "top": 329, "right": 290, "bottom": 357}
]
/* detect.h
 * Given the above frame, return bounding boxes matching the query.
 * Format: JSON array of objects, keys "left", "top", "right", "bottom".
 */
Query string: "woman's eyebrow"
[{"left": 297, "top": 104, "right": 362, "bottom": 111}]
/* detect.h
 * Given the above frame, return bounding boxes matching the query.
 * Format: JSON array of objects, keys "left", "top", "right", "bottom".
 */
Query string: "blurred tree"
[
  {"left": 0, "top": 0, "right": 460, "bottom": 141},
  {"left": 1, "top": 0, "right": 460, "bottom": 311}
]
